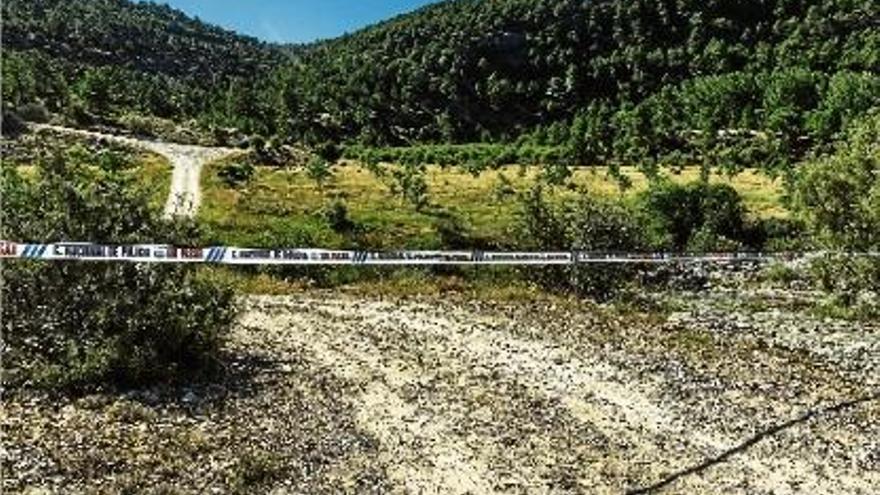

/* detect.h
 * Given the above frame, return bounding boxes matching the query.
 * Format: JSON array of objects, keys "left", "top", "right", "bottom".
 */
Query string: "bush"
[
  {"left": 314, "top": 141, "right": 342, "bottom": 163},
  {"left": 808, "top": 255, "right": 880, "bottom": 320},
  {"left": 515, "top": 186, "right": 647, "bottom": 300},
  {"left": 639, "top": 181, "right": 753, "bottom": 251},
  {"left": 218, "top": 161, "right": 255, "bottom": 188},
  {"left": 566, "top": 196, "right": 648, "bottom": 298},
  {"left": 1, "top": 148, "right": 237, "bottom": 390},
  {"left": 118, "top": 113, "right": 172, "bottom": 138},
  {"left": 66, "top": 99, "right": 98, "bottom": 127},
  {"left": 305, "top": 156, "right": 333, "bottom": 190},
  {"left": 757, "top": 217, "right": 810, "bottom": 252},
  {"left": 514, "top": 185, "right": 569, "bottom": 251},
  {"left": 793, "top": 111, "right": 880, "bottom": 251},
  {"left": 390, "top": 162, "right": 429, "bottom": 210},
  {"left": 1, "top": 109, "right": 26, "bottom": 138},
  {"left": 16, "top": 102, "right": 51, "bottom": 123},
  {"left": 432, "top": 210, "right": 471, "bottom": 249},
  {"left": 322, "top": 199, "right": 356, "bottom": 234},
  {"left": 790, "top": 113, "right": 880, "bottom": 317},
  {"left": 5, "top": 263, "right": 237, "bottom": 389}
]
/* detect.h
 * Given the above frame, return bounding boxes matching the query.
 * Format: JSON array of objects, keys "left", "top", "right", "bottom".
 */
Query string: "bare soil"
[{"left": 3, "top": 292, "right": 878, "bottom": 494}]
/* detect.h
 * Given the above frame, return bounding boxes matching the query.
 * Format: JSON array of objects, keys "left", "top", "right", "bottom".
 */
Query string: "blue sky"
[{"left": 145, "top": 0, "right": 441, "bottom": 44}]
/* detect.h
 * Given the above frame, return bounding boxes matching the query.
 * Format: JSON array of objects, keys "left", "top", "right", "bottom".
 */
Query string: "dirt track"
[
  {"left": 5, "top": 293, "right": 878, "bottom": 494},
  {"left": 237, "top": 296, "right": 879, "bottom": 494}
]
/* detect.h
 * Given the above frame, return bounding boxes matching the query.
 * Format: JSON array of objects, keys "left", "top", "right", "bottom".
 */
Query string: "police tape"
[{"left": 3, "top": 240, "right": 877, "bottom": 265}]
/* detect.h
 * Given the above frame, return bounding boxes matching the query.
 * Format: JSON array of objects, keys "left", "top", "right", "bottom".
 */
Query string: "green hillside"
[
  {"left": 2, "top": 0, "right": 283, "bottom": 130},
  {"left": 288, "top": 0, "right": 879, "bottom": 144},
  {"left": 4, "top": 0, "right": 878, "bottom": 164}
]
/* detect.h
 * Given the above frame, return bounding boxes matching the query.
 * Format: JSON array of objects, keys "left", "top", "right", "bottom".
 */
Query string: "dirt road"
[
  {"left": 30, "top": 124, "right": 237, "bottom": 218},
  {"left": 5, "top": 293, "right": 878, "bottom": 494}
]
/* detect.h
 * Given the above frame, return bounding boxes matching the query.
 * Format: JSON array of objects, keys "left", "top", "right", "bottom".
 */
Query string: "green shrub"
[
  {"left": 757, "top": 217, "right": 810, "bottom": 252},
  {"left": 793, "top": 111, "right": 880, "bottom": 251},
  {"left": 16, "top": 102, "right": 51, "bottom": 123},
  {"left": 322, "top": 199, "right": 356, "bottom": 234},
  {"left": 66, "top": 99, "right": 97, "bottom": 126},
  {"left": 5, "top": 263, "right": 237, "bottom": 389},
  {"left": 305, "top": 156, "right": 333, "bottom": 190},
  {"left": 118, "top": 113, "right": 159, "bottom": 137},
  {"left": 566, "top": 196, "right": 648, "bottom": 299},
  {"left": 218, "top": 161, "right": 255, "bottom": 188},
  {"left": 638, "top": 181, "right": 753, "bottom": 251},
  {"left": 1, "top": 148, "right": 237, "bottom": 390},
  {"left": 808, "top": 255, "right": 880, "bottom": 320},
  {"left": 793, "top": 112, "right": 880, "bottom": 318},
  {"left": 314, "top": 141, "right": 342, "bottom": 163},
  {"left": 514, "top": 185, "right": 569, "bottom": 251},
  {"left": 686, "top": 225, "right": 742, "bottom": 252},
  {"left": 432, "top": 210, "right": 471, "bottom": 249},
  {"left": 390, "top": 162, "right": 429, "bottom": 210},
  {"left": 1, "top": 109, "right": 26, "bottom": 138},
  {"left": 514, "top": 186, "right": 647, "bottom": 300},
  {"left": 761, "top": 262, "right": 803, "bottom": 286}
]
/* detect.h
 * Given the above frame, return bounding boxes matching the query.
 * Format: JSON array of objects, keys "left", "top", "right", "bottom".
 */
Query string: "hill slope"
[
  {"left": 285, "top": 0, "right": 879, "bottom": 146},
  {"left": 4, "top": 0, "right": 878, "bottom": 157},
  {"left": 3, "top": 0, "right": 277, "bottom": 79},
  {"left": 2, "top": 0, "right": 282, "bottom": 130}
]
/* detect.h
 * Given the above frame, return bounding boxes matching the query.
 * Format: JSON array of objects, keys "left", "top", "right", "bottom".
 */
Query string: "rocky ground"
[{"left": 3, "top": 281, "right": 879, "bottom": 494}]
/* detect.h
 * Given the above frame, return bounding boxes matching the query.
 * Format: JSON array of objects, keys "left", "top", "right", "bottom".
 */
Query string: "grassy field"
[
  {"left": 199, "top": 160, "right": 786, "bottom": 249},
  {"left": 139, "top": 152, "right": 173, "bottom": 211}
]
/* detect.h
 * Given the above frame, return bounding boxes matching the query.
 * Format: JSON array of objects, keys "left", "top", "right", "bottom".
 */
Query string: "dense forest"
[
  {"left": 3, "top": 0, "right": 879, "bottom": 169},
  {"left": 2, "top": 0, "right": 284, "bottom": 128}
]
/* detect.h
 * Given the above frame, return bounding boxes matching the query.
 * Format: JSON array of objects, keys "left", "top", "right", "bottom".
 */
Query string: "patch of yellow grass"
[
  {"left": 137, "top": 152, "right": 173, "bottom": 210},
  {"left": 199, "top": 267, "right": 308, "bottom": 295},
  {"left": 13, "top": 152, "right": 172, "bottom": 212},
  {"left": 13, "top": 165, "right": 39, "bottom": 180},
  {"left": 200, "top": 161, "right": 787, "bottom": 248}
]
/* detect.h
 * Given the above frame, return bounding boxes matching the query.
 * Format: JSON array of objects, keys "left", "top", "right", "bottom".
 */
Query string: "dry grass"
[
  {"left": 138, "top": 152, "right": 173, "bottom": 210},
  {"left": 200, "top": 161, "right": 786, "bottom": 248},
  {"left": 12, "top": 151, "right": 172, "bottom": 211}
]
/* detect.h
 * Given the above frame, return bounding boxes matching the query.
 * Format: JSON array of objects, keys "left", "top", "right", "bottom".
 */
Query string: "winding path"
[{"left": 30, "top": 124, "right": 239, "bottom": 218}]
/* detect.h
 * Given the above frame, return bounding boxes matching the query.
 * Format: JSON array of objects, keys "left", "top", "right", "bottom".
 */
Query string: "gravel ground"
[{"left": 3, "top": 289, "right": 878, "bottom": 494}]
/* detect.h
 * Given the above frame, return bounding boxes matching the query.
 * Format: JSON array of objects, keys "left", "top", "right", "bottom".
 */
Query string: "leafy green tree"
[
  {"left": 566, "top": 101, "right": 614, "bottom": 166},
  {"left": 73, "top": 67, "right": 115, "bottom": 117},
  {"left": 390, "top": 159, "right": 429, "bottom": 211},
  {"left": 794, "top": 111, "right": 880, "bottom": 250},
  {"left": 807, "top": 71, "right": 880, "bottom": 142},
  {"left": 2, "top": 51, "right": 37, "bottom": 107},
  {"left": 639, "top": 181, "right": 751, "bottom": 251},
  {"left": 762, "top": 68, "right": 822, "bottom": 136},
  {"left": 305, "top": 156, "right": 334, "bottom": 191}
]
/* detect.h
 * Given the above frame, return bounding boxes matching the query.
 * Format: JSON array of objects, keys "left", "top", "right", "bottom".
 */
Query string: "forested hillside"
[
  {"left": 291, "top": 0, "right": 878, "bottom": 143},
  {"left": 2, "top": 0, "right": 283, "bottom": 129},
  {"left": 3, "top": 0, "right": 878, "bottom": 166}
]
